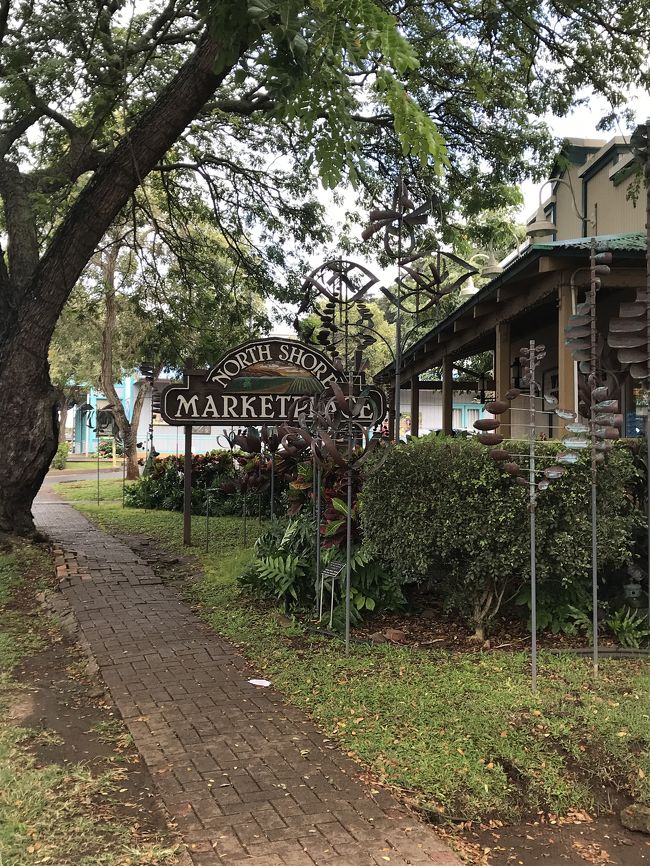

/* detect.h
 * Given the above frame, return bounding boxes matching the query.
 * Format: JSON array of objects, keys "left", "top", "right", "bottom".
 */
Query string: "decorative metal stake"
[
  {"left": 270, "top": 452, "right": 275, "bottom": 521},
  {"left": 566, "top": 238, "right": 616, "bottom": 677},
  {"left": 345, "top": 372, "right": 353, "bottom": 652},
  {"left": 589, "top": 240, "right": 599, "bottom": 677},
  {"left": 206, "top": 490, "right": 211, "bottom": 553},
  {"left": 283, "top": 378, "right": 388, "bottom": 651},
  {"left": 474, "top": 339, "right": 576, "bottom": 692},
  {"left": 606, "top": 119, "right": 650, "bottom": 636},
  {"left": 527, "top": 341, "right": 538, "bottom": 691},
  {"left": 316, "top": 464, "right": 322, "bottom": 618},
  {"left": 122, "top": 442, "right": 126, "bottom": 509}
]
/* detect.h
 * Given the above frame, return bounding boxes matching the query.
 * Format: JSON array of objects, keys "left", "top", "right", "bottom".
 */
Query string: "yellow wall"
[
  {"left": 554, "top": 163, "right": 584, "bottom": 240},
  {"left": 585, "top": 170, "right": 645, "bottom": 236}
]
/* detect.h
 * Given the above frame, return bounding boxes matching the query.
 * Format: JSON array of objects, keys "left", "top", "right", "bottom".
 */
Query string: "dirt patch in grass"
[
  {"left": 451, "top": 811, "right": 650, "bottom": 865},
  {"left": 10, "top": 639, "right": 171, "bottom": 836},
  {"left": 0, "top": 538, "right": 179, "bottom": 866},
  {"left": 354, "top": 591, "right": 630, "bottom": 655}
]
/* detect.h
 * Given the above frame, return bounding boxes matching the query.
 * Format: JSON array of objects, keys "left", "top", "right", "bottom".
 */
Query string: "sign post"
[
  {"left": 183, "top": 424, "right": 192, "bottom": 546},
  {"left": 162, "top": 339, "right": 387, "bottom": 548}
]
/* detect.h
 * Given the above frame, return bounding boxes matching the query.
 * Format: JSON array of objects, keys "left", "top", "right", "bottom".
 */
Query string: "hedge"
[{"left": 360, "top": 436, "right": 643, "bottom": 636}]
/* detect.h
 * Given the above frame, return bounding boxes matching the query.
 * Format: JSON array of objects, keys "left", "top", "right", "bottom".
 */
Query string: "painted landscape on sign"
[{"left": 224, "top": 361, "right": 325, "bottom": 395}]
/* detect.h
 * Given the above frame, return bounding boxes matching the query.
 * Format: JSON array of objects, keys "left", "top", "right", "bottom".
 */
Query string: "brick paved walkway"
[{"left": 34, "top": 499, "right": 459, "bottom": 866}]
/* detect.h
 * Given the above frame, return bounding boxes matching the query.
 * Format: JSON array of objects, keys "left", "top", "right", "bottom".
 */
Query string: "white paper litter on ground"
[{"left": 248, "top": 678, "right": 271, "bottom": 687}]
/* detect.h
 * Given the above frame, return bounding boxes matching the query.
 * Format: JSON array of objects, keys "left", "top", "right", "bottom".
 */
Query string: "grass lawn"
[
  {"left": 76, "top": 502, "right": 650, "bottom": 825},
  {"left": 0, "top": 540, "right": 177, "bottom": 865},
  {"left": 55, "top": 478, "right": 132, "bottom": 502}
]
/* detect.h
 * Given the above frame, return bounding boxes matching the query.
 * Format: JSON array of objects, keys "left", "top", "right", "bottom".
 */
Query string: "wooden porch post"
[
  {"left": 495, "top": 321, "right": 511, "bottom": 438},
  {"left": 558, "top": 281, "right": 576, "bottom": 432},
  {"left": 410, "top": 375, "right": 420, "bottom": 437},
  {"left": 442, "top": 356, "right": 453, "bottom": 435}
]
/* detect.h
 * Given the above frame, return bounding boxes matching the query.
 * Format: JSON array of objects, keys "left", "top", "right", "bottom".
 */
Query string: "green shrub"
[
  {"left": 124, "top": 450, "right": 287, "bottom": 517},
  {"left": 125, "top": 451, "right": 239, "bottom": 514},
  {"left": 361, "top": 437, "right": 642, "bottom": 637},
  {"left": 51, "top": 442, "right": 69, "bottom": 470}
]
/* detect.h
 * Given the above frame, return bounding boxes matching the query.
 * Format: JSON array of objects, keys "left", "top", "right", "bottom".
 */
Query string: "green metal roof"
[
  {"left": 530, "top": 231, "right": 646, "bottom": 253},
  {"left": 375, "top": 231, "right": 647, "bottom": 381}
]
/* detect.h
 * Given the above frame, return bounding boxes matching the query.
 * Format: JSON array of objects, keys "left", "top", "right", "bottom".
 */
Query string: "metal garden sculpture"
[
  {"left": 282, "top": 377, "right": 387, "bottom": 651},
  {"left": 296, "top": 176, "right": 476, "bottom": 441},
  {"left": 563, "top": 239, "right": 620, "bottom": 676},
  {"left": 474, "top": 340, "right": 577, "bottom": 691},
  {"left": 606, "top": 119, "right": 650, "bottom": 629}
]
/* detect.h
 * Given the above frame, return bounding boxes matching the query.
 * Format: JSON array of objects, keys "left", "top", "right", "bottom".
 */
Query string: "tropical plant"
[
  {"left": 606, "top": 606, "right": 650, "bottom": 648},
  {"left": 125, "top": 451, "right": 241, "bottom": 514},
  {"left": 239, "top": 512, "right": 403, "bottom": 623}
]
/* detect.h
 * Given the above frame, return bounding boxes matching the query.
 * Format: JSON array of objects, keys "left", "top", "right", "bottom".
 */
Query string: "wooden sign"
[{"left": 161, "top": 338, "right": 386, "bottom": 426}]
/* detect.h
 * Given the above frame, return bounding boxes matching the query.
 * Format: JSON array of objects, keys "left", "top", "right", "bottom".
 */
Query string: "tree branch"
[
  {"left": 0, "top": 109, "right": 42, "bottom": 159},
  {"left": 0, "top": 161, "right": 39, "bottom": 289},
  {"left": 206, "top": 94, "right": 275, "bottom": 116},
  {"left": 0, "top": 0, "right": 10, "bottom": 49},
  {"left": 21, "top": 76, "right": 82, "bottom": 138},
  {"left": 6, "top": 24, "right": 257, "bottom": 363}
]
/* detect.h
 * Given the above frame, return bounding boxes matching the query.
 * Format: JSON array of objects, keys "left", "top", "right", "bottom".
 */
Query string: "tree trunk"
[
  {"left": 99, "top": 241, "right": 146, "bottom": 482},
  {"left": 0, "top": 25, "right": 254, "bottom": 534},
  {"left": 125, "top": 444, "right": 140, "bottom": 480},
  {"left": 58, "top": 399, "right": 69, "bottom": 443},
  {"left": 0, "top": 347, "right": 59, "bottom": 535},
  {"left": 125, "top": 379, "right": 148, "bottom": 481}
]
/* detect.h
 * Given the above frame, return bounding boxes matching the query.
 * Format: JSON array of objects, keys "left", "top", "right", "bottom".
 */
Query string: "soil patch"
[
  {"left": 354, "top": 591, "right": 635, "bottom": 655},
  {"left": 10, "top": 637, "right": 171, "bottom": 836},
  {"left": 453, "top": 812, "right": 650, "bottom": 865},
  {"left": 2, "top": 539, "right": 180, "bottom": 859}
]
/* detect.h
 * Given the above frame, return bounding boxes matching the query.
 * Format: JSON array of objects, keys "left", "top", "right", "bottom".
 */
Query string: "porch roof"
[{"left": 375, "top": 231, "right": 646, "bottom": 383}]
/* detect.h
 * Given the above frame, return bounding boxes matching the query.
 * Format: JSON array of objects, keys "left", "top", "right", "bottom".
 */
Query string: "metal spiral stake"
[
  {"left": 609, "top": 119, "right": 650, "bottom": 630},
  {"left": 474, "top": 340, "right": 576, "bottom": 692},
  {"left": 565, "top": 239, "right": 617, "bottom": 677},
  {"left": 283, "top": 379, "right": 388, "bottom": 653}
]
